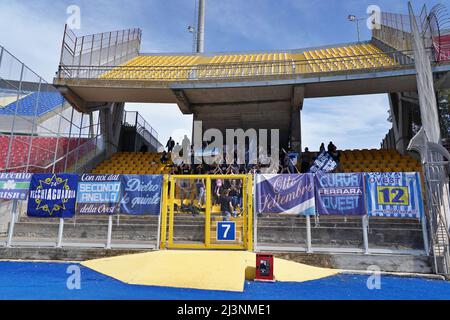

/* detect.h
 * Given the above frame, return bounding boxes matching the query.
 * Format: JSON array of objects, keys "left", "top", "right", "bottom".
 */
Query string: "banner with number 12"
[{"left": 365, "top": 172, "right": 424, "bottom": 219}]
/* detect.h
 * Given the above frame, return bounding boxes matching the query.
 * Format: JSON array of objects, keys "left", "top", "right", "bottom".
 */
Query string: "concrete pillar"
[
  {"left": 99, "top": 102, "right": 124, "bottom": 155},
  {"left": 290, "top": 86, "right": 304, "bottom": 153},
  {"left": 389, "top": 93, "right": 412, "bottom": 155},
  {"left": 290, "top": 108, "right": 302, "bottom": 153}
]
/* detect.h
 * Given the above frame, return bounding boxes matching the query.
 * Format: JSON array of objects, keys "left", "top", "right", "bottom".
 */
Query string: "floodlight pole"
[
  {"left": 348, "top": 15, "right": 365, "bottom": 43},
  {"left": 196, "top": 0, "right": 206, "bottom": 53}
]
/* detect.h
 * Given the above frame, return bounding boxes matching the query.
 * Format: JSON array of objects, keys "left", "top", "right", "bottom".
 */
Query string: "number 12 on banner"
[
  {"left": 377, "top": 186, "right": 409, "bottom": 206},
  {"left": 217, "top": 221, "right": 236, "bottom": 241}
]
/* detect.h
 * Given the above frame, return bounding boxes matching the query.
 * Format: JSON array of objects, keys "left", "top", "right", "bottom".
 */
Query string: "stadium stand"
[
  {"left": 92, "top": 152, "right": 173, "bottom": 175},
  {"left": 0, "top": 136, "right": 92, "bottom": 172},
  {"left": 98, "top": 42, "right": 398, "bottom": 80},
  {"left": 0, "top": 92, "right": 66, "bottom": 117},
  {"left": 338, "top": 149, "right": 422, "bottom": 173},
  {"left": 92, "top": 148, "right": 422, "bottom": 175},
  {"left": 301, "top": 43, "right": 397, "bottom": 73}
]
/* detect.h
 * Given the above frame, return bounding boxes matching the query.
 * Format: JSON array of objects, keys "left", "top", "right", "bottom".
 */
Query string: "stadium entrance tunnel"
[
  {"left": 161, "top": 175, "right": 253, "bottom": 250},
  {"left": 81, "top": 250, "right": 340, "bottom": 292}
]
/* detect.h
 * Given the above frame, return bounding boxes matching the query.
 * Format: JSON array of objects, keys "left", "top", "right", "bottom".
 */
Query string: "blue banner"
[
  {"left": 27, "top": 174, "right": 78, "bottom": 218},
  {"left": 0, "top": 173, "right": 32, "bottom": 200},
  {"left": 120, "top": 175, "right": 163, "bottom": 215},
  {"left": 256, "top": 174, "right": 315, "bottom": 216},
  {"left": 76, "top": 174, "right": 121, "bottom": 215},
  {"left": 365, "top": 172, "right": 424, "bottom": 219},
  {"left": 315, "top": 173, "right": 366, "bottom": 215},
  {"left": 308, "top": 151, "right": 338, "bottom": 174}
]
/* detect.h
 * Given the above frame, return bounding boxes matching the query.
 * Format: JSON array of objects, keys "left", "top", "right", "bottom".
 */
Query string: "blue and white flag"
[
  {"left": 365, "top": 172, "right": 424, "bottom": 219},
  {"left": 309, "top": 151, "right": 337, "bottom": 174},
  {"left": 28, "top": 174, "right": 78, "bottom": 218},
  {"left": 120, "top": 175, "right": 163, "bottom": 215},
  {"left": 0, "top": 173, "right": 32, "bottom": 200},
  {"left": 76, "top": 174, "right": 121, "bottom": 215},
  {"left": 256, "top": 174, "right": 315, "bottom": 216}
]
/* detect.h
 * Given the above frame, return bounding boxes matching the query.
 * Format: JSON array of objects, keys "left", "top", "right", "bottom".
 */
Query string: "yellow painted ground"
[{"left": 81, "top": 251, "right": 340, "bottom": 292}]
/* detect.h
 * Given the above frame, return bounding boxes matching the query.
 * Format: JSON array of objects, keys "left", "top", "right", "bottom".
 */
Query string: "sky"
[{"left": 0, "top": 0, "right": 443, "bottom": 150}]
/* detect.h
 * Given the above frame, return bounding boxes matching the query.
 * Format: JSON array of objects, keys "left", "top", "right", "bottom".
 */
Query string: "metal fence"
[
  {"left": 58, "top": 25, "right": 142, "bottom": 79},
  {"left": 55, "top": 49, "right": 417, "bottom": 82},
  {"left": 254, "top": 211, "right": 428, "bottom": 256},
  {"left": 0, "top": 45, "right": 107, "bottom": 174},
  {"left": 123, "top": 111, "right": 163, "bottom": 151},
  {"left": 0, "top": 198, "right": 162, "bottom": 250}
]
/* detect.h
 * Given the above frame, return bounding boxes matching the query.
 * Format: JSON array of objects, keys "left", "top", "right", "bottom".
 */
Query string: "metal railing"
[
  {"left": 56, "top": 49, "right": 417, "bottom": 82},
  {"left": 122, "top": 111, "right": 163, "bottom": 151},
  {"left": 59, "top": 25, "right": 142, "bottom": 77},
  {"left": 0, "top": 44, "right": 103, "bottom": 174}
]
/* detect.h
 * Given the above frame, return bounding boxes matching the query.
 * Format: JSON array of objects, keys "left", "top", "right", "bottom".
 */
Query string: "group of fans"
[{"left": 158, "top": 137, "right": 340, "bottom": 220}]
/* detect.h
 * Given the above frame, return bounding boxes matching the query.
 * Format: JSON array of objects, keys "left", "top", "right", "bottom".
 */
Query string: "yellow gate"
[{"left": 160, "top": 175, "right": 253, "bottom": 250}]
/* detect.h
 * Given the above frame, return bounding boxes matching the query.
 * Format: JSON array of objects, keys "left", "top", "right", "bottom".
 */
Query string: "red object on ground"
[{"left": 255, "top": 253, "right": 274, "bottom": 281}]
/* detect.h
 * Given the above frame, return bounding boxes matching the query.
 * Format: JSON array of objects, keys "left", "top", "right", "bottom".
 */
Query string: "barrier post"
[
  {"left": 362, "top": 215, "right": 369, "bottom": 254},
  {"left": 247, "top": 174, "right": 253, "bottom": 251},
  {"left": 168, "top": 176, "right": 175, "bottom": 247},
  {"left": 159, "top": 175, "right": 169, "bottom": 249},
  {"left": 205, "top": 177, "right": 211, "bottom": 248},
  {"left": 106, "top": 215, "right": 113, "bottom": 249},
  {"left": 57, "top": 218, "right": 64, "bottom": 248},
  {"left": 6, "top": 200, "right": 18, "bottom": 248},
  {"left": 252, "top": 175, "right": 257, "bottom": 252},
  {"left": 306, "top": 215, "right": 313, "bottom": 253},
  {"left": 422, "top": 215, "right": 430, "bottom": 255}
]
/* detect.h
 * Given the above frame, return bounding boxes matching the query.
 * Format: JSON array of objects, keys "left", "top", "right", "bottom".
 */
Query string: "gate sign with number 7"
[
  {"left": 217, "top": 221, "right": 236, "bottom": 241},
  {"left": 365, "top": 172, "right": 424, "bottom": 219}
]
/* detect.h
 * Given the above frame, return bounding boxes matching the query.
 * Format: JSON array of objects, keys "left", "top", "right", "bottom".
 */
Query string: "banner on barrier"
[
  {"left": 28, "top": 174, "right": 78, "bottom": 218},
  {"left": 315, "top": 173, "right": 366, "bottom": 215},
  {"left": 365, "top": 172, "right": 424, "bottom": 219},
  {"left": 308, "top": 151, "right": 338, "bottom": 174},
  {"left": 120, "top": 175, "right": 163, "bottom": 215},
  {"left": 0, "top": 173, "right": 32, "bottom": 200},
  {"left": 256, "top": 174, "right": 315, "bottom": 216},
  {"left": 76, "top": 174, "right": 121, "bottom": 215}
]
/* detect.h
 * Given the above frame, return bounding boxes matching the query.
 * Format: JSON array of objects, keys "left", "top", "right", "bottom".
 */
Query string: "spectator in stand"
[
  {"left": 300, "top": 147, "right": 312, "bottom": 173},
  {"left": 219, "top": 189, "right": 234, "bottom": 221},
  {"left": 328, "top": 141, "right": 340, "bottom": 162},
  {"left": 160, "top": 151, "right": 168, "bottom": 164},
  {"left": 181, "top": 163, "right": 191, "bottom": 175},
  {"left": 328, "top": 141, "right": 336, "bottom": 154},
  {"left": 195, "top": 178, "right": 206, "bottom": 207},
  {"left": 229, "top": 182, "right": 242, "bottom": 217},
  {"left": 319, "top": 143, "right": 325, "bottom": 153},
  {"left": 166, "top": 137, "right": 175, "bottom": 153},
  {"left": 179, "top": 178, "right": 191, "bottom": 205}
]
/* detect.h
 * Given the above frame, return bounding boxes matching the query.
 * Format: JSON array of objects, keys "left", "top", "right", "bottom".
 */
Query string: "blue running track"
[{"left": 0, "top": 262, "right": 449, "bottom": 300}]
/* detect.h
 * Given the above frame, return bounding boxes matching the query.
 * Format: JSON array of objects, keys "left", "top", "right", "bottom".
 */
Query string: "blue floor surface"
[{"left": 0, "top": 262, "right": 449, "bottom": 300}]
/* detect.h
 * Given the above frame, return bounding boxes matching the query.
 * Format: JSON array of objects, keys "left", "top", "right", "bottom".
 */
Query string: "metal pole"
[
  {"left": 106, "top": 214, "right": 113, "bottom": 249},
  {"left": 356, "top": 20, "right": 361, "bottom": 43},
  {"left": 253, "top": 175, "right": 258, "bottom": 252},
  {"left": 52, "top": 97, "right": 65, "bottom": 173},
  {"left": 5, "top": 64, "right": 25, "bottom": 171},
  {"left": 26, "top": 79, "right": 42, "bottom": 173},
  {"left": 57, "top": 218, "right": 64, "bottom": 248},
  {"left": 362, "top": 215, "right": 369, "bottom": 254},
  {"left": 6, "top": 200, "right": 18, "bottom": 247},
  {"left": 196, "top": 0, "right": 206, "bottom": 53},
  {"left": 64, "top": 107, "right": 75, "bottom": 172},
  {"left": 156, "top": 207, "right": 162, "bottom": 250},
  {"left": 422, "top": 215, "right": 430, "bottom": 255},
  {"left": 306, "top": 214, "right": 312, "bottom": 253}
]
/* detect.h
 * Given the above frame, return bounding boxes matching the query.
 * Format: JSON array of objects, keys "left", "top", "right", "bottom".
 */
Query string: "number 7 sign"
[{"left": 217, "top": 221, "right": 236, "bottom": 241}]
